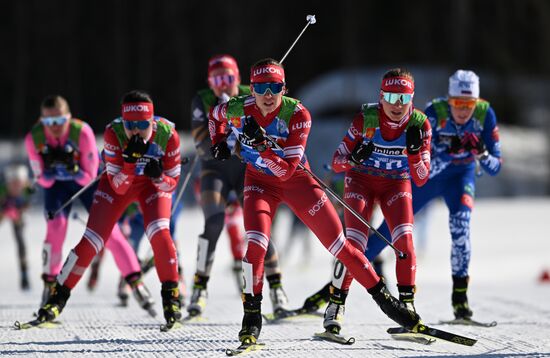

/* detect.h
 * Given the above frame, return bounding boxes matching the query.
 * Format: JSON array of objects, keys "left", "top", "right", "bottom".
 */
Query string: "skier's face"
[
  {"left": 209, "top": 68, "right": 240, "bottom": 99},
  {"left": 380, "top": 95, "right": 413, "bottom": 122},
  {"left": 449, "top": 97, "right": 476, "bottom": 125},
  {"left": 41, "top": 107, "right": 71, "bottom": 139},
  {"left": 251, "top": 83, "right": 285, "bottom": 116}
]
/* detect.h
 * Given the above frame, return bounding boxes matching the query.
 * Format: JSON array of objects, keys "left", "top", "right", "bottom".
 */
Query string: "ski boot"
[
  {"left": 232, "top": 260, "right": 244, "bottom": 294},
  {"left": 398, "top": 285, "right": 416, "bottom": 312},
  {"left": 187, "top": 274, "right": 208, "bottom": 317},
  {"left": 239, "top": 294, "right": 262, "bottom": 344},
  {"left": 323, "top": 285, "right": 347, "bottom": 334},
  {"left": 267, "top": 274, "right": 292, "bottom": 318},
  {"left": 368, "top": 279, "right": 420, "bottom": 331},
  {"left": 452, "top": 276, "right": 473, "bottom": 319},
  {"left": 117, "top": 276, "right": 130, "bottom": 307},
  {"left": 126, "top": 272, "right": 156, "bottom": 317},
  {"left": 37, "top": 283, "right": 71, "bottom": 322},
  {"left": 300, "top": 282, "right": 331, "bottom": 314},
  {"left": 161, "top": 281, "right": 182, "bottom": 329},
  {"left": 40, "top": 274, "right": 57, "bottom": 307}
]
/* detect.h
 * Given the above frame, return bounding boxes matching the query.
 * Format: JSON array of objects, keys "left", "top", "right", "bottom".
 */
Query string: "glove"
[
  {"left": 349, "top": 141, "right": 374, "bottom": 165},
  {"left": 122, "top": 135, "right": 149, "bottom": 163},
  {"left": 40, "top": 145, "right": 56, "bottom": 170},
  {"left": 211, "top": 141, "right": 231, "bottom": 161},
  {"left": 144, "top": 158, "right": 163, "bottom": 179},
  {"left": 59, "top": 144, "right": 79, "bottom": 173},
  {"left": 242, "top": 115, "right": 266, "bottom": 145},
  {"left": 447, "top": 135, "right": 464, "bottom": 154},
  {"left": 406, "top": 126, "right": 423, "bottom": 154},
  {"left": 462, "top": 132, "right": 487, "bottom": 156}
]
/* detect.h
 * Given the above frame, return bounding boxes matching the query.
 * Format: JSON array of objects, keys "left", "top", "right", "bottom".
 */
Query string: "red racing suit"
[
  {"left": 58, "top": 117, "right": 181, "bottom": 288},
  {"left": 209, "top": 95, "right": 383, "bottom": 295},
  {"left": 332, "top": 104, "right": 432, "bottom": 289}
]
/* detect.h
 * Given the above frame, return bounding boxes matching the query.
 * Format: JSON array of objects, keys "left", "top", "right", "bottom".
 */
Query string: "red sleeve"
[
  {"left": 331, "top": 113, "right": 364, "bottom": 173},
  {"left": 153, "top": 127, "right": 180, "bottom": 193},
  {"left": 208, "top": 102, "right": 228, "bottom": 144},
  {"left": 258, "top": 104, "right": 310, "bottom": 181},
  {"left": 104, "top": 127, "right": 136, "bottom": 195},
  {"left": 407, "top": 119, "right": 432, "bottom": 186}
]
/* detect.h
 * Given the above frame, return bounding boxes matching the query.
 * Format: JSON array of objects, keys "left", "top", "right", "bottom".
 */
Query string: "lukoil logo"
[
  {"left": 123, "top": 104, "right": 150, "bottom": 112},
  {"left": 253, "top": 67, "right": 283, "bottom": 76},
  {"left": 384, "top": 78, "right": 413, "bottom": 89}
]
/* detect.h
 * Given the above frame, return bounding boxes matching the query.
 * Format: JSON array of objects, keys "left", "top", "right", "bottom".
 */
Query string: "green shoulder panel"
[
  {"left": 278, "top": 96, "right": 300, "bottom": 125},
  {"left": 361, "top": 104, "right": 379, "bottom": 136},
  {"left": 473, "top": 99, "right": 490, "bottom": 127},
  {"left": 30, "top": 123, "right": 47, "bottom": 151},
  {"left": 153, "top": 119, "right": 172, "bottom": 151},
  {"left": 226, "top": 96, "right": 248, "bottom": 118},
  {"left": 68, "top": 119, "right": 83, "bottom": 145},
  {"left": 198, "top": 88, "right": 217, "bottom": 114},
  {"left": 110, "top": 119, "right": 129, "bottom": 148},
  {"left": 431, "top": 98, "right": 449, "bottom": 129},
  {"left": 238, "top": 85, "right": 251, "bottom": 95},
  {"left": 407, "top": 109, "right": 427, "bottom": 129}
]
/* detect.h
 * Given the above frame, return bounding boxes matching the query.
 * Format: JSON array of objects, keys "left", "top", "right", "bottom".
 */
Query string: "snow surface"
[{"left": 1, "top": 198, "right": 549, "bottom": 357}]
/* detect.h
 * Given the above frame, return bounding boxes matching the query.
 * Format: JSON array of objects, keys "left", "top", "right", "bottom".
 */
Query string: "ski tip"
[{"left": 13, "top": 321, "right": 22, "bottom": 330}]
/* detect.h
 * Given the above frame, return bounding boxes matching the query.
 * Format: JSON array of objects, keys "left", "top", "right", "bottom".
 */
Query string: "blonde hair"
[{"left": 41, "top": 95, "right": 70, "bottom": 114}]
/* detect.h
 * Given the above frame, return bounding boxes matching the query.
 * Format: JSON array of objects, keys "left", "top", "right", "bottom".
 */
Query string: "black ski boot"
[
  {"left": 117, "top": 276, "right": 129, "bottom": 307},
  {"left": 398, "top": 284, "right": 416, "bottom": 312},
  {"left": 40, "top": 274, "right": 57, "bottom": 307},
  {"left": 161, "top": 281, "right": 182, "bottom": 326},
  {"left": 300, "top": 282, "right": 331, "bottom": 313},
  {"left": 323, "top": 285, "right": 348, "bottom": 335},
  {"left": 238, "top": 294, "right": 262, "bottom": 344},
  {"left": 187, "top": 274, "right": 209, "bottom": 317},
  {"left": 37, "top": 283, "right": 71, "bottom": 322},
  {"left": 368, "top": 279, "right": 420, "bottom": 330},
  {"left": 452, "top": 276, "right": 473, "bottom": 319},
  {"left": 126, "top": 272, "right": 156, "bottom": 317},
  {"left": 266, "top": 274, "right": 290, "bottom": 317}
]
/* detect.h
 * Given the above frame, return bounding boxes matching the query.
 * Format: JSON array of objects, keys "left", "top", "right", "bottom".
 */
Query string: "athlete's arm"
[{"left": 331, "top": 113, "right": 364, "bottom": 173}]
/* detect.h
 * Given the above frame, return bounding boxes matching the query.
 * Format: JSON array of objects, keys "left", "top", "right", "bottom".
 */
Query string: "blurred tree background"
[{"left": 2, "top": 0, "right": 549, "bottom": 137}]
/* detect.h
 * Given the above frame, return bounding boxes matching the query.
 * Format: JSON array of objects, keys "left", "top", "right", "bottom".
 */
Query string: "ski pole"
[
  {"left": 171, "top": 154, "right": 198, "bottom": 216},
  {"left": 263, "top": 136, "right": 406, "bottom": 259},
  {"left": 47, "top": 170, "right": 106, "bottom": 220},
  {"left": 279, "top": 15, "right": 317, "bottom": 64}
]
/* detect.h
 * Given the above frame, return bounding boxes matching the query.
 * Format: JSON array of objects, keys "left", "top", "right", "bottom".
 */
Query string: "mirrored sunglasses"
[
  {"left": 208, "top": 74, "right": 236, "bottom": 88},
  {"left": 382, "top": 91, "right": 414, "bottom": 105},
  {"left": 252, "top": 82, "right": 285, "bottom": 96},
  {"left": 123, "top": 120, "right": 151, "bottom": 130},
  {"left": 448, "top": 97, "right": 477, "bottom": 109},
  {"left": 41, "top": 115, "right": 68, "bottom": 126}
]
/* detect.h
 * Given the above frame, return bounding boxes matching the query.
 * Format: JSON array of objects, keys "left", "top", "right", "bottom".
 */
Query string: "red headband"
[
  {"left": 121, "top": 102, "right": 154, "bottom": 121},
  {"left": 208, "top": 54, "right": 239, "bottom": 77},
  {"left": 381, "top": 76, "right": 415, "bottom": 94},
  {"left": 250, "top": 64, "right": 285, "bottom": 83}
]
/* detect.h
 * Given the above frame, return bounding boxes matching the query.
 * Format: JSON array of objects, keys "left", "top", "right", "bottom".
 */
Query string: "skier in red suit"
[
  {"left": 209, "top": 58, "right": 420, "bottom": 344},
  {"left": 36, "top": 90, "right": 183, "bottom": 329}
]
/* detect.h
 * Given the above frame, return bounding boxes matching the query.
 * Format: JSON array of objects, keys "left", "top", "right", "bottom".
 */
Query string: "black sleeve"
[{"left": 190, "top": 95, "right": 213, "bottom": 160}]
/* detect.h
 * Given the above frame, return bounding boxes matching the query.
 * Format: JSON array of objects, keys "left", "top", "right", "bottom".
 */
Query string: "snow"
[{"left": 1, "top": 198, "right": 549, "bottom": 357}]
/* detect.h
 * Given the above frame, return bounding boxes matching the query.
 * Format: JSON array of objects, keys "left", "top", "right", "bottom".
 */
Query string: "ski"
[
  {"left": 225, "top": 339, "right": 265, "bottom": 356},
  {"left": 14, "top": 319, "right": 61, "bottom": 330},
  {"left": 439, "top": 318, "right": 497, "bottom": 327},
  {"left": 313, "top": 331, "right": 355, "bottom": 345},
  {"left": 182, "top": 314, "right": 207, "bottom": 323},
  {"left": 387, "top": 327, "right": 436, "bottom": 345},
  {"left": 387, "top": 324, "right": 477, "bottom": 346}
]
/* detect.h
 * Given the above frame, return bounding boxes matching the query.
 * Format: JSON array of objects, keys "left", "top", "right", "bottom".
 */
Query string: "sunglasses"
[
  {"left": 123, "top": 120, "right": 151, "bottom": 130},
  {"left": 208, "top": 74, "right": 235, "bottom": 88},
  {"left": 382, "top": 91, "right": 414, "bottom": 105},
  {"left": 448, "top": 97, "right": 477, "bottom": 109},
  {"left": 252, "top": 82, "right": 285, "bottom": 96},
  {"left": 41, "top": 115, "right": 68, "bottom": 126}
]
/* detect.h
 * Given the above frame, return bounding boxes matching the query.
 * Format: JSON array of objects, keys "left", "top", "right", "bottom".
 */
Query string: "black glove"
[
  {"left": 40, "top": 145, "right": 56, "bottom": 170},
  {"left": 349, "top": 141, "right": 374, "bottom": 165},
  {"left": 122, "top": 135, "right": 149, "bottom": 163},
  {"left": 144, "top": 158, "right": 163, "bottom": 179},
  {"left": 242, "top": 115, "right": 266, "bottom": 145},
  {"left": 406, "top": 126, "right": 423, "bottom": 154},
  {"left": 211, "top": 141, "right": 231, "bottom": 161},
  {"left": 59, "top": 144, "right": 79, "bottom": 172},
  {"left": 447, "top": 135, "right": 464, "bottom": 154}
]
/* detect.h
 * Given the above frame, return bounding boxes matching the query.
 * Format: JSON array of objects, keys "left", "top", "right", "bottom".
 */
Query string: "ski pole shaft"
[
  {"left": 47, "top": 170, "right": 106, "bottom": 220},
  {"left": 263, "top": 136, "right": 406, "bottom": 259},
  {"left": 279, "top": 15, "right": 316, "bottom": 64},
  {"left": 171, "top": 154, "right": 198, "bottom": 216}
]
